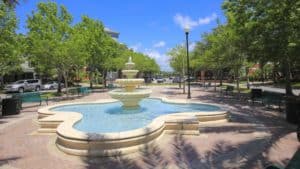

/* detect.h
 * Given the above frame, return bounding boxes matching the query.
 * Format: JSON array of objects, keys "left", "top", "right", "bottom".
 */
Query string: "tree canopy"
[
  {"left": 20, "top": 1, "right": 160, "bottom": 90},
  {"left": 0, "top": 1, "right": 22, "bottom": 77},
  {"left": 186, "top": 0, "right": 300, "bottom": 95}
]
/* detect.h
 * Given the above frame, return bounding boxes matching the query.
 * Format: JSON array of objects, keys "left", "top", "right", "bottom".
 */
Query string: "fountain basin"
[
  {"left": 109, "top": 89, "right": 151, "bottom": 108},
  {"left": 37, "top": 98, "right": 229, "bottom": 156}
]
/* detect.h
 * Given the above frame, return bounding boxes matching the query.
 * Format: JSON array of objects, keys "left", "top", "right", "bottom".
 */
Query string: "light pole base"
[{"left": 187, "top": 94, "right": 191, "bottom": 99}]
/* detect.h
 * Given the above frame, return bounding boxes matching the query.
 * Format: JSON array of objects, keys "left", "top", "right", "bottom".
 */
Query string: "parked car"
[
  {"left": 4, "top": 79, "right": 42, "bottom": 93},
  {"left": 172, "top": 76, "right": 183, "bottom": 83},
  {"left": 156, "top": 78, "right": 165, "bottom": 83},
  {"left": 42, "top": 81, "right": 64, "bottom": 90}
]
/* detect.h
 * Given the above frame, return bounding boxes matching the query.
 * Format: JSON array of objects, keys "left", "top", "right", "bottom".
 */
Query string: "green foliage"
[
  {"left": 26, "top": 1, "right": 86, "bottom": 92},
  {"left": 26, "top": 2, "right": 74, "bottom": 76},
  {"left": 0, "top": 2, "right": 22, "bottom": 76},
  {"left": 75, "top": 16, "right": 110, "bottom": 72},
  {"left": 131, "top": 52, "right": 160, "bottom": 73},
  {"left": 222, "top": 0, "right": 300, "bottom": 95},
  {"left": 1, "top": 1, "right": 160, "bottom": 89},
  {"left": 168, "top": 45, "right": 186, "bottom": 74}
]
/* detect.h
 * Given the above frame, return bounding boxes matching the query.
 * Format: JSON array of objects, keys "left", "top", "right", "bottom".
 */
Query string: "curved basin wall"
[
  {"left": 50, "top": 98, "right": 220, "bottom": 133},
  {"left": 38, "top": 98, "right": 228, "bottom": 156}
]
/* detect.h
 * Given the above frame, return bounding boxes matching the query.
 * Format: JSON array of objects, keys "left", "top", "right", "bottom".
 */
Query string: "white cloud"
[
  {"left": 174, "top": 13, "right": 217, "bottom": 29},
  {"left": 189, "top": 42, "right": 196, "bottom": 51},
  {"left": 129, "top": 43, "right": 142, "bottom": 52},
  {"left": 153, "top": 41, "right": 166, "bottom": 48},
  {"left": 144, "top": 49, "right": 172, "bottom": 71},
  {"left": 198, "top": 13, "right": 217, "bottom": 25},
  {"left": 179, "top": 41, "right": 196, "bottom": 51},
  {"left": 130, "top": 43, "right": 172, "bottom": 71}
]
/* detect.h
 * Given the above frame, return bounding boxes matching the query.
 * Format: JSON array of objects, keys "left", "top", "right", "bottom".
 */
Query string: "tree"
[
  {"left": 75, "top": 16, "right": 116, "bottom": 88},
  {"left": 168, "top": 45, "right": 186, "bottom": 92},
  {"left": 223, "top": 0, "right": 300, "bottom": 95},
  {"left": 0, "top": 1, "right": 22, "bottom": 83},
  {"left": 2, "top": 0, "right": 18, "bottom": 7},
  {"left": 26, "top": 1, "right": 77, "bottom": 93}
]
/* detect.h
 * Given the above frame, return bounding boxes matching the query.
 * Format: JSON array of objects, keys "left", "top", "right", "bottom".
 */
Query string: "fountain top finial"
[
  {"left": 125, "top": 56, "right": 135, "bottom": 70},
  {"left": 128, "top": 57, "right": 132, "bottom": 63}
]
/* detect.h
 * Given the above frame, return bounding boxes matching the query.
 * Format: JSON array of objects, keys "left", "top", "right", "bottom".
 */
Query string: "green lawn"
[
  {"left": 41, "top": 92, "right": 63, "bottom": 99},
  {"left": 292, "top": 82, "right": 300, "bottom": 89},
  {"left": 221, "top": 85, "right": 251, "bottom": 94}
]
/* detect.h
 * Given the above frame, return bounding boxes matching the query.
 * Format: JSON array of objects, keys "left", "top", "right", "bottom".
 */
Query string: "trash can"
[
  {"left": 285, "top": 96, "right": 300, "bottom": 124},
  {"left": 2, "top": 98, "right": 21, "bottom": 116}
]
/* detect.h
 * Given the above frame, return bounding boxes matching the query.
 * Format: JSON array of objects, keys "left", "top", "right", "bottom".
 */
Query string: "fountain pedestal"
[{"left": 109, "top": 57, "right": 151, "bottom": 108}]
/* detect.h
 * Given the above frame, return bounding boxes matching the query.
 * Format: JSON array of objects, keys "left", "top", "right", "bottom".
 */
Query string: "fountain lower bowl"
[{"left": 109, "top": 89, "right": 152, "bottom": 108}]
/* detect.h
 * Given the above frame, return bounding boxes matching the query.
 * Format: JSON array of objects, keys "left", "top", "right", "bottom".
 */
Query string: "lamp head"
[{"left": 184, "top": 27, "right": 190, "bottom": 33}]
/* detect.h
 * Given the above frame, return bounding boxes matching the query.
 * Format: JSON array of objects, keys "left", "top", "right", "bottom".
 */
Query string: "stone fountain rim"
[
  {"left": 37, "top": 97, "right": 230, "bottom": 156},
  {"left": 38, "top": 97, "right": 229, "bottom": 137}
]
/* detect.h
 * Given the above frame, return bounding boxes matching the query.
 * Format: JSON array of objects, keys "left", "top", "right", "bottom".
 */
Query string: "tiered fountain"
[
  {"left": 109, "top": 57, "right": 152, "bottom": 108},
  {"left": 37, "top": 56, "right": 227, "bottom": 157}
]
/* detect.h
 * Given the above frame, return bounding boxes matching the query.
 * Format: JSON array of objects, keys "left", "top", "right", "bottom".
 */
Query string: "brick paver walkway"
[{"left": 0, "top": 86, "right": 299, "bottom": 169}]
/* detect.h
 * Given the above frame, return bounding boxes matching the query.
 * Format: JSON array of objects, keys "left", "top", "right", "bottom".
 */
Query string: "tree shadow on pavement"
[{"left": 0, "top": 157, "right": 21, "bottom": 167}]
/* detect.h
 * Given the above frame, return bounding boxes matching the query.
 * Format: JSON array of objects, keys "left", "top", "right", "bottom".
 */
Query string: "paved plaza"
[{"left": 0, "top": 86, "right": 299, "bottom": 169}]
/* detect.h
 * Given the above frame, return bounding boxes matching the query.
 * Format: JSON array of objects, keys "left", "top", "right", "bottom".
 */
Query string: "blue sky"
[{"left": 16, "top": 0, "right": 226, "bottom": 71}]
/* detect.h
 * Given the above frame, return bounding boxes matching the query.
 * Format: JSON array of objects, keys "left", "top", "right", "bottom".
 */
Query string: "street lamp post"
[{"left": 184, "top": 27, "right": 191, "bottom": 99}]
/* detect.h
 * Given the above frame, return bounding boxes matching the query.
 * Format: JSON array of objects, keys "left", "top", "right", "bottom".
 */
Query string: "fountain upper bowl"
[{"left": 115, "top": 79, "right": 144, "bottom": 85}]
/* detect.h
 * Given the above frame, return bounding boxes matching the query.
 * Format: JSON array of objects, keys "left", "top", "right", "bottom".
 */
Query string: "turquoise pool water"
[{"left": 51, "top": 98, "right": 220, "bottom": 133}]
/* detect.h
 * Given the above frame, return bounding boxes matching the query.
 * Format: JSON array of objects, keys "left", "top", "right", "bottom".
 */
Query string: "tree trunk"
[
  {"left": 103, "top": 70, "right": 107, "bottom": 88},
  {"left": 246, "top": 67, "right": 250, "bottom": 89},
  {"left": 283, "top": 61, "right": 293, "bottom": 96},
  {"left": 235, "top": 69, "right": 240, "bottom": 98},
  {"left": 89, "top": 71, "right": 93, "bottom": 89},
  {"left": 63, "top": 71, "right": 69, "bottom": 98},
  {"left": 203, "top": 71, "right": 206, "bottom": 88},
  {"left": 214, "top": 70, "right": 217, "bottom": 92},
  {"left": 77, "top": 68, "right": 80, "bottom": 86},
  {"left": 259, "top": 62, "right": 265, "bottom": 84},
  {"left": 219, "top": 70, "right": 223, "bottom": 86},
  {"left": 118, "top": 70, "right": 122, "bottom": 78},
  {"left": 183, "top": 79, "right": 186, "bottom": 94},
  {"left": 179, "top": 74, "right": 182, "bottom": 88},
  {"left": 57, "top": 72, "right": 62, "bottom": 93}
]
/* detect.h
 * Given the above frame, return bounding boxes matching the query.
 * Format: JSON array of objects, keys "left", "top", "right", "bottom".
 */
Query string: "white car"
[
  {"left": 5, "top": 79, "right": 41, "bottom": 93},
  {"left": 42, "top": 81, "right": 63, "bottom": 90}
]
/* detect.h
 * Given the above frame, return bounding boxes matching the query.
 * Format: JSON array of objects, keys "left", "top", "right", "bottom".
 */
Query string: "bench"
[
  {"left": 12, "top": 92, "right": 48, "bottom": 107},
  {"left": 221, "top": 85, "right": 234, "bottom": 96},
  {"left": 68, "top": 88, "right": 79, "bottom": 96},
  {"left": 78, "top": 87, "right": 91, "bottom": 95},
  {"left": 108, "top": 83, "right": 114, "bottom": 89},
  {"left": 262, "top": 91, "right": 284, "bottom": 110},
  {"left": 67, "top": 87, "right": 91, "bottom": 97}
]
